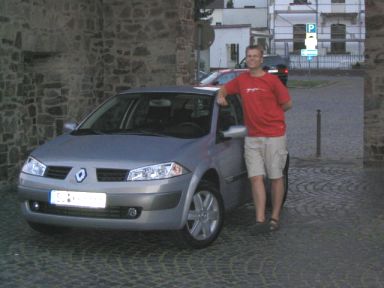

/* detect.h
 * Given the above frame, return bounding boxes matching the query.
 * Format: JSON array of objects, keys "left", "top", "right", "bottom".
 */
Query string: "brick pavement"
[{"left": 1, "top": 76, "right": 383, "bottom": 288}]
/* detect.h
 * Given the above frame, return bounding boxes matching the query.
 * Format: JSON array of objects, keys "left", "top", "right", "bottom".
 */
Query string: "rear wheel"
[{"left": 177, "top": 180, "right": 224, "bottom": 249}]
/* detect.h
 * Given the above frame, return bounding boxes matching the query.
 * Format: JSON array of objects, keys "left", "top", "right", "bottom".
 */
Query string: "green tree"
[{"left": 194, "top": 0, "right": 215, "bottom": 21}]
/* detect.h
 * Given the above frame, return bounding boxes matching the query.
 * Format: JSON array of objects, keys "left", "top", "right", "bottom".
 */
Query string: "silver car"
[{"left": 18, "top": 86, "right": 287, "bottom": 248}]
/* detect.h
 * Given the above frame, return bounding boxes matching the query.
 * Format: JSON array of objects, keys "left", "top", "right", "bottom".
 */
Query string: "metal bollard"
[{"left": 316, "top": 109, "right": 321, "bottom": 157}]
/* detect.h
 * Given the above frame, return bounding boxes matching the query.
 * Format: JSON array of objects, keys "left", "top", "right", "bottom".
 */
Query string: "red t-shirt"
[{"left": 224, "top": 72, "right": 291, "bottom": 137}]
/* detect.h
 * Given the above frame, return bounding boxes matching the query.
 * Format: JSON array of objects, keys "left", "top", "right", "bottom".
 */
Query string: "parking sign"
[{"left": 306, "top": 23, "right": 317, "bottom": 33}]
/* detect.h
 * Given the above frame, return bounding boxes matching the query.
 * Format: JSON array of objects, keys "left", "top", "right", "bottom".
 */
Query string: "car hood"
[{"left": 31, "top": 134, "right": 207, "bottom": 169}]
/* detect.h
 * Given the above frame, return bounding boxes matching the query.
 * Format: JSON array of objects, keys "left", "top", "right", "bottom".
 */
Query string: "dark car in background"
[
  {"left": 199, "top": 55, "right": 289, "bottom": 87},
  {"left": 237, "top": 54, "right": 289, "bottom": 86}
]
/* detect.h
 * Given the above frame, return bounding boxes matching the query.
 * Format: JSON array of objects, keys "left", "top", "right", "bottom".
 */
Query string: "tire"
[
  {"left": 265, "top": 153, "right": 289, "bottom": 208},
  {"left": 177, "top": 180, "right": 224, "bottom": 249},
  {"left": 27, "top": 221, "right": 68, "bottom": 235}
]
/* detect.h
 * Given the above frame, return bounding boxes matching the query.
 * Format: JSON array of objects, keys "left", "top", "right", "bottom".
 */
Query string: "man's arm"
[{"left": 216, "top": 85, "right": 229, "bottom": 106}]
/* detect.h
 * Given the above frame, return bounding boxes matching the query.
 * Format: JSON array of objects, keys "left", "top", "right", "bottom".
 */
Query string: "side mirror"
[
  {"left": 63, "top": 121, "right": 78, "bottom": 133},
  {"left": 221, "top": 125, "right": 247, "bottom": 138}
]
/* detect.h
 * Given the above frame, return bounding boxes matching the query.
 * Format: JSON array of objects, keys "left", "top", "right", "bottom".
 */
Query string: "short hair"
[{"left": 246, "top": 45, "right": 264, "bottom": 57}]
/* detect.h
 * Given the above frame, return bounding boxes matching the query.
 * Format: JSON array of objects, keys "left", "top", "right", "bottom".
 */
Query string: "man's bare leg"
[
  {"left": 250, "top": 175, "right": 267, "bottom": 222},
  {"left": 271, "top": 177, "right": 285, "bottom": 221}
]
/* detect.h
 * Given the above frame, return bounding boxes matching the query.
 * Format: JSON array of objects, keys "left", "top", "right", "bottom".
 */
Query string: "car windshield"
[
  {"left": 263, "top": 56, "right": 287, "bottom": 66},
  {"left": 74, "top": 92, "right": 214, "bottom": 139}
]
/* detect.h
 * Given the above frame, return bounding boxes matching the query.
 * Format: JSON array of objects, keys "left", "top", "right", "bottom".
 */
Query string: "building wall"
[
  {"left": 209, "top": 25, "right": 251, "bottom": 69},
  {"left": 222, "top": 8, "right": 268, "bottom": 28},
  {"left": 364, "top": 0, "right": 384, "bottom": 165},
  {"left": 0, "top": 0, "right": 195, "bottom": 186},
  {"left": 233, "top": 0, "right": 268, "bottom": 8}
]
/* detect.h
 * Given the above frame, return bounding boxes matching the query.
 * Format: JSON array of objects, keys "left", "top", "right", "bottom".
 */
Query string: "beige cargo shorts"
[{"left": 244, "top": 135, "right": 288, "bottom": 179}]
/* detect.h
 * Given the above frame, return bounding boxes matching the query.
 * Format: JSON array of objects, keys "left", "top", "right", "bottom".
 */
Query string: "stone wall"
[
  {"left": 0, "top": 0, "right": 195, "bottom": 186},
  {"left": 364, "top": 0, "right": 384, "bottom": 165},
  {"left": 1, "top": 0, "right": 384, "bottom": 186}
]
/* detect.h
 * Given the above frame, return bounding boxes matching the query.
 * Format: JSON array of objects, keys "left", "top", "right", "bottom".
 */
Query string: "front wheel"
[{"left": 177, "top": 181, "right": 224, "bottom": 249}]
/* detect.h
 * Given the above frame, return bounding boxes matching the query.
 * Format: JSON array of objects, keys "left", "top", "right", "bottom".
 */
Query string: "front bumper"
[{"left": 18, "top": 173, "right": 191, "bottom": 231}]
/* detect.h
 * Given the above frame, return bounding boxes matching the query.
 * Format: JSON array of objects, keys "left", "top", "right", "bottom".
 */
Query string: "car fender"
[{"left": 178, "top": 158, "right": 218, "bottom": 228}]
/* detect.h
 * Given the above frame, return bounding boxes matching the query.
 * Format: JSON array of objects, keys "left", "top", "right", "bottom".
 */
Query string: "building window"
[
  {"left": 331, "top": 24, "right": 346, "bottom": 54},
  {"left": 230, "top": 44, "right": 239, "bottom": 61},
  {"left": 293, "top": 24, "right": 306, "bottom": 54},
  {"left": 257, "top": 38, "right": 267, "bottom": 51}
]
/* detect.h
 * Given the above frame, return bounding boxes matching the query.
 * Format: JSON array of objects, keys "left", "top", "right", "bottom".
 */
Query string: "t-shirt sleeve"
[
  {"left": 273, "top": 76, "right": 291, "bottom": 105},
  {"left": 224, "top": 76, "right": 240, "bottom": 95}
]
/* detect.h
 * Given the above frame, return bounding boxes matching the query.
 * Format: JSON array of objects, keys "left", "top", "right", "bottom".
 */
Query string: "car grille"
[
  {"left": 96, "top": 168, "right": 129, "bottom": 182},
  {"left": 29, "top": 201, "right": 141, "bottom": 219},
  {"left": 45, "top": 166, "right": 72, "bottom": 179}
]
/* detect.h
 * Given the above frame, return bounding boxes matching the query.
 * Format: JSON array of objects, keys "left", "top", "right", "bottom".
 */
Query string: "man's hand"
[{"left": 216, "top": 87, "right": 228, "bottom": 106}]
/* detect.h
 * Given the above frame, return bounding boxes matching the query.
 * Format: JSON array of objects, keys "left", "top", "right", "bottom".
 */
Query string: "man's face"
[{"left": 246, "top": 48, "right": 263, "bottom": 69}]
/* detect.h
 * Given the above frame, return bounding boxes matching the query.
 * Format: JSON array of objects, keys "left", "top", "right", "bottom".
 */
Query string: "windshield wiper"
[
  {"left": 120, "top": 129, "right": 168, "bottom": 137},
  {"left": 72, "top": 128, "right": 170, "bottom": 137}
]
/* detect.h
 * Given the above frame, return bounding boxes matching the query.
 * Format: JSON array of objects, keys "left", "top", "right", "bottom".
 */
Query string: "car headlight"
[
  {"left": 21, "top": 157, "right": 47, "bottom": 176},
  {"left": 127, "top": 162, "right": 189, "bottom": 181}
]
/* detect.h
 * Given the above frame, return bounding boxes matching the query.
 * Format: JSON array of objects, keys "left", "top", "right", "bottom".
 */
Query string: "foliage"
[{"left": 194, "top": 0, "right": 215, "bottom": 21}]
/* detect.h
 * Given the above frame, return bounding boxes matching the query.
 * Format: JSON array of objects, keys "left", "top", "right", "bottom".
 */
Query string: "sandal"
[{"left": 269, "top": 218, "right": 280, "bottom": 231}]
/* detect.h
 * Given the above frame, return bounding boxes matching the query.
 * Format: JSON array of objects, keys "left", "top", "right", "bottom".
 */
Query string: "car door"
[{"left": 214, "top": 95, "right": 250, "bottom": 209}]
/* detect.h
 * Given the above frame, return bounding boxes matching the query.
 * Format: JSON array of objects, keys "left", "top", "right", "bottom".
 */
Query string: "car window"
[
  {"left": 77, "top": 93, "right": 214, "bottom": 139},
  {"left": 217, "top": 94, "right": 243, "bottom": 133},
  {"left": 263, "top": 56, "right": 287, "bottom": 66},
  {"left": 217, "top": 72, "right": 237, "bottom": 85}
]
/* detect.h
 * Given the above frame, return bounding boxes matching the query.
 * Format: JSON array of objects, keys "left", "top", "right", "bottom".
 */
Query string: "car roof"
[
  {"left": 215, "top": 68, "right": 248, "bottom": 73},
  {"left": 118, "top": 86, "right": 219, "bottom": 96}
]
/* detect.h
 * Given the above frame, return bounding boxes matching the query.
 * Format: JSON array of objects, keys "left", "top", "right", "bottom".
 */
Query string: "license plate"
[
  {"left": 50, "top": 190, "right": 106, "bottom": 208},
  {"left": 268, "top": 69, "right": 278, "bottom": 73}
]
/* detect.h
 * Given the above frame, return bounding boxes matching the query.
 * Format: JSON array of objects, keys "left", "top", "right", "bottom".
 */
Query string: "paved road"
[
  {"left": 1, "top": 76, "right": 383, "bottom": 288},
  {"left": 287, "top": 75, "right": 364, "bottom": 161}
]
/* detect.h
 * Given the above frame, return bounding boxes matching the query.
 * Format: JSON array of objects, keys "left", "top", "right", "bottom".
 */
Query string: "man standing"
[{"left": 217, "top": 45, "right": 292, "bottom": 231}]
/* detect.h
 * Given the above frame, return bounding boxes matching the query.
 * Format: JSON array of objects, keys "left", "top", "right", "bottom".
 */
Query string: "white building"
[
  {"left": 200, "top": 0, "right": 365, "bottom": 70},
  {"left": 271, "top": 0, "right": 365, "bottom": 68},
  {"left": 209, "top": 25, "right": 251, "bottom": 69},
  {"left": 201, "top": 0, "right": 269, "bottom": 70}
]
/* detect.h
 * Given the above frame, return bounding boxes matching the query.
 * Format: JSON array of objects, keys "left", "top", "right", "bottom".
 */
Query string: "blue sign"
[
  {"left": 301, "top": 49, "right": 318, "bottom": 57},
  {"left": 306, "top": 23, "right": 317, "bottom": 33}
]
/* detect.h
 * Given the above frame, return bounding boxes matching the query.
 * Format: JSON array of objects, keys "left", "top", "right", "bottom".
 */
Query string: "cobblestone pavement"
[
  {"left": 1, "top": 76, "right": 383, "bottom": 288},
  {"left": 286, "top": 75, "right": 364, "bottom": 161}
]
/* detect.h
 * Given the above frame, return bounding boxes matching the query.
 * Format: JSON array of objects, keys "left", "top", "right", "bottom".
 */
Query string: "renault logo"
[{"left": 75, "top": 168, "right": 87, "bottom": 183}]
